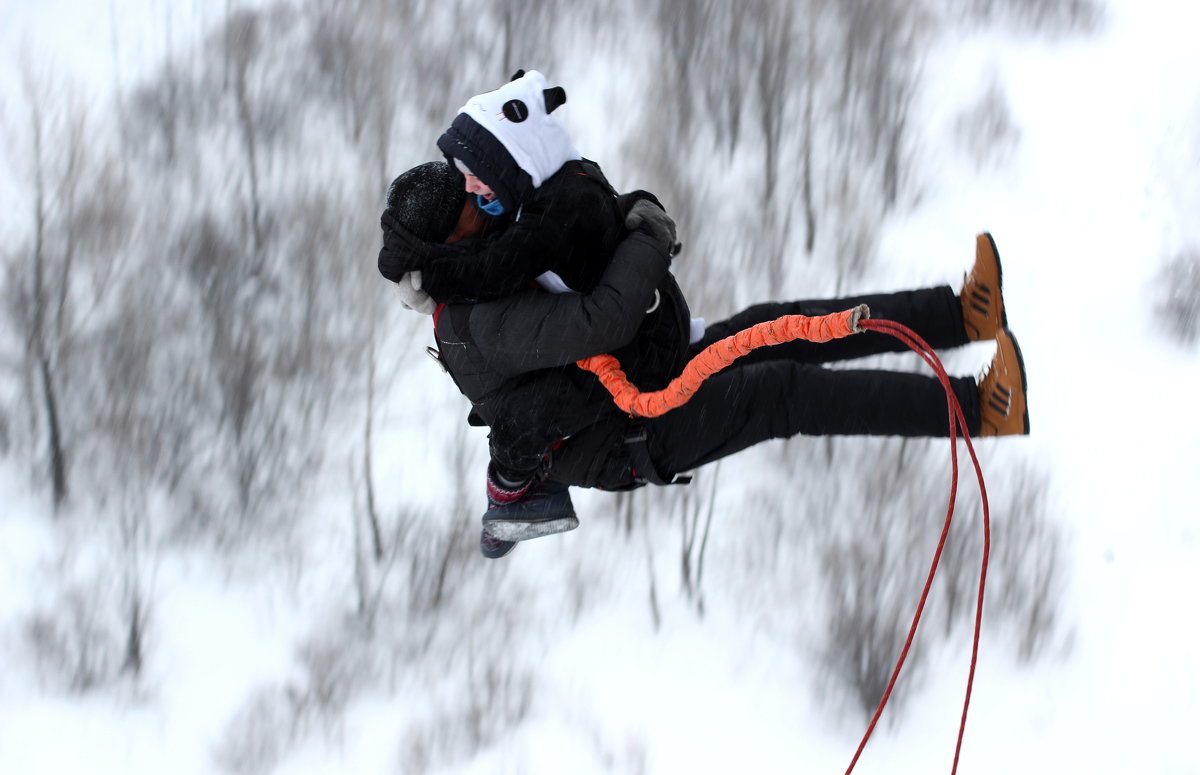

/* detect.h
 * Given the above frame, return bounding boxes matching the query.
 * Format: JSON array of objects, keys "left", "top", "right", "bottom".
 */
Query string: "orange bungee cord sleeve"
[{"left": 577, "top": 304, "right": 870, "bottom": 418}]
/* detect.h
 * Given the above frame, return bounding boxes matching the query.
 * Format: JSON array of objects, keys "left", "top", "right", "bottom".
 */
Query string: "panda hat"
[{"left": 436, "top": 70, "right": 581, "bottom": 214}]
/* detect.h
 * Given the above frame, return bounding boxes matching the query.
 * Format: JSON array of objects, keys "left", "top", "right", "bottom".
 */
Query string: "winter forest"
[{"left": 2, "top": 0, "right": 1199, "bottom": 773}]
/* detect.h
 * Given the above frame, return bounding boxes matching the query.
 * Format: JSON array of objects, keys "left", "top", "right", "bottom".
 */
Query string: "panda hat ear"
[
  {"left": 509, "top": 69, "right": 526, "bottom": 81},
  {"left": 543, "top": 87, "right": 567, "bottom": 114}
]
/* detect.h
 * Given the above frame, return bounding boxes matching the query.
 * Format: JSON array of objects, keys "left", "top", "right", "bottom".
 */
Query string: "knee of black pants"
[{"left": 488, "top": 420, "right": 552, "bottom": 480}]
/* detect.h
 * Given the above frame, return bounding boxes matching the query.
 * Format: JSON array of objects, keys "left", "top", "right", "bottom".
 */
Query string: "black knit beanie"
[{"left": 384, "top": 161, "right": 467, "bottom": 242}]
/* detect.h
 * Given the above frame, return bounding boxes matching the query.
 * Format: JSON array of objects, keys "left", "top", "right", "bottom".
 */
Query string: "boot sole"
[
  {"left": 982, "top": 232, "right": 1009, "bottom": 331},
  {"left": 1004, "top": 328, "right": 1030, "bottom": 434},
  {"left": 966, "top": 233, "right": 1008, "bottom": 340},
  {"left": 480, "top": 539, "right": 518, "bottom": 559},
  {"left": 484, "top": 516, "right": 580, "bottom": 542}
]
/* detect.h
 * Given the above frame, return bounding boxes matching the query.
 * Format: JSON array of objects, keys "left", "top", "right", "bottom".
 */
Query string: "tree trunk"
[
  {"left": 363, "top": 337, "right": 383, "bottom": 560},
  {"left": 39, "top": 354, "right": 67, "bottom": 509}
]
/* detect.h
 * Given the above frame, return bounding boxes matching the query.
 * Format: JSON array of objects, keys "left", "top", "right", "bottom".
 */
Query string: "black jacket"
[
  {"left": 433, "top": 227, "right": 690, "bottom": 481},
  {"left": 386, "top": 157, "right": 691, "bottom": 483},
  {"left": 435, "top": 228, "right": 688, "bottom": 413}
]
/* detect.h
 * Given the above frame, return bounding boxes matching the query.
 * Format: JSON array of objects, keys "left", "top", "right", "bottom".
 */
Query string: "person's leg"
[
  {"left": 691, "top": 286, "right": 969, "bottom": 365},
  {"left": 480, "top": 371, "right": 616, "bottom": 555},
  {"left": 486, "top": 369, "right": 615, "bottom": 477},
  {"left": 645, "top": 359, "right": 980, "bottom": 478},
  {"left": 482, "top": 438, "right": 579, "bottom": 557}
]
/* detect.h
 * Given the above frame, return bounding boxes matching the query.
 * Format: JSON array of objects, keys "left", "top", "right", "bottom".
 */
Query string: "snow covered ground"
[{"left": 2, "top": 1, "right": 1199, "bottom": 773}]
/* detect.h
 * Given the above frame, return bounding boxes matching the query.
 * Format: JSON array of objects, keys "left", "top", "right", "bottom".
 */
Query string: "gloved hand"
[
  {"left": 624, "top": 198, "right": 682, "bottom": 258},
  {"left": 395, "top": 271, "right": 436, "bottom": 315},
  {"left": 378, "top": 213, "right": 437, "bottom": 282}
]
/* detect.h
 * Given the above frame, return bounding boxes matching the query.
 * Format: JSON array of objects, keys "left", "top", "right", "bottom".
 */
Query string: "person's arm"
[
  {"left": 377, "top": 196, "right": 564, "bottom": 300},
  {"left": 412, "top": 178, "right": 610, "bottom": 303},
  {"left": 475, "top": 229, "right": 672, "bottom": 374},
  {"left": 420, "top": 207, "right": 566, "bottom": 302}
]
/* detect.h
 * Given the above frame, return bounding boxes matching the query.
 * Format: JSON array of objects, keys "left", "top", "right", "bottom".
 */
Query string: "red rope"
[
  {"left": 579, "top": 309, "right": 990, "bottom": 770},
  {"left": 844, "top": 319, "right": 991, "bottom": 775}
]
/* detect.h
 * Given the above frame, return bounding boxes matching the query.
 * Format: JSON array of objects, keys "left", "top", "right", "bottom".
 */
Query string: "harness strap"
[{"left": 624, "top": 425, "right": 692, "bottom": 486}]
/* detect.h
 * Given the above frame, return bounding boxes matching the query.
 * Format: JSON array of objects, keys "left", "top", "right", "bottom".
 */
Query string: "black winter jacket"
[
  {"left": 387, "top": 157, "right": 691, "bottom": 484},
  {"left": 435, "top": 227, "right": 688, "bottom": 406},
  {"left": 433, "top": 229, "right": 691, "bottom": 481}
]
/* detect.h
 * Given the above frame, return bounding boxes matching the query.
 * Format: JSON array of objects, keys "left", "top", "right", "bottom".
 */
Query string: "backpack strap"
[{"left": 570, "top": 158, "right": 620, "bottom": 199}]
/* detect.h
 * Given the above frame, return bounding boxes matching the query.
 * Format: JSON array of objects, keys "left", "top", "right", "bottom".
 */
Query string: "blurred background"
[{"left": 2, "top": 1, "right": 1198, "bottom": 773}]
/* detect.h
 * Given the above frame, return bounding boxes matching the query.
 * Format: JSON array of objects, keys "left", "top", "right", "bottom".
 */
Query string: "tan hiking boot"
[
  {"left": 978, "top": 328, "right": 1029, "bottom": 436},
  {"left": 962, "top": 233, "right": 1008, "bottom": 341}
]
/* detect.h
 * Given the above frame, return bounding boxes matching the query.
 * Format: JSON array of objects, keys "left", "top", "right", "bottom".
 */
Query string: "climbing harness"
[
  {"left": 579, "top": 307, "right": 991, "bottom": 774},
  {"left": 623, "top": 425, "right": 692, "bottom": 487}
]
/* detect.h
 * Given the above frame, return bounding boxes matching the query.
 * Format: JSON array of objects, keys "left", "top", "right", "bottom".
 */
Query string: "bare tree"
[
  {"left": 800, "top": 0, "right": 822, "bottom": 254},
  {"left": 815, "top": 442, "right": 941, "bottom": 719},
  {"left": 832, "top": 0, "right": 932, "bottom": 212},
  {"left": 653, "top": 0, "right": 774, "bottom": 155},
  {"left": 21, "top": 517, "right": 150, "bottom": 694},
  {"left": 986, "top": 462, "right": 1069, "bottom": 661},
  {"left": 225, "top": 10, "right": 268, "bottom": 258},
  {"left": 747, "top": 0, "right": 796, "bottom": 209},
  {"left": 677, "top": 465, "right": 719, "bottom": 616},
  {"left": 19, "top": 61, "right": 70, "bottom": 508},
  {"left": 305, "top": 0, "right": 412, "bottom": 173},
  {"left": 3, "top": 61, "right": 132, "bottom": 510},
  {"left": 23, "top": 581, "right": 123, "bottom": 693},
  {"left": 117, "top": 497, "right": 155, "bottom": 679}
]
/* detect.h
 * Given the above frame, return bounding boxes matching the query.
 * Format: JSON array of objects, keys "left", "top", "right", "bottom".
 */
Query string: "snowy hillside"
[{"left": 2, "top": 1, "right": 1198, "bottom": 774}]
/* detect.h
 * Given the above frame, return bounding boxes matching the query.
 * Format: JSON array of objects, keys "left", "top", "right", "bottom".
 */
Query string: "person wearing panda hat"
[{"left": 379, "top": 71, "right": 692, "bottom": 558}]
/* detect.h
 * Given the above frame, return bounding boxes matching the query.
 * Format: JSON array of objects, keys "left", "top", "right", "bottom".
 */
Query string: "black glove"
[
  {"left": 378, "top": 214, "right": 436, "bottom": 282},
  {"left": 624, "top": 198, "right": 682, "bottom": 257}
]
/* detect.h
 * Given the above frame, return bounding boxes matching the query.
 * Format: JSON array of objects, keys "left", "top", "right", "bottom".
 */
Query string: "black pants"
[
  {"left": 486, "top": 369, "right": 615, "bottom": 480},
  {"left": 640, "top": 285, "right": 980, "bottom": 480}
]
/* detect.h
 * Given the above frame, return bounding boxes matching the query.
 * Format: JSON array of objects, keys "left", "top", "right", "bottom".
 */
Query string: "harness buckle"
[
  {"left": 425, "top": 345, "right": 448, "bottom": 373},
  {"left": 645, "top": 288, "right": 661, "bottom": 314}
]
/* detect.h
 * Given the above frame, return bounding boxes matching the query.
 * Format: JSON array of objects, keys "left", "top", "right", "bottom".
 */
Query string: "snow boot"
[
  {"left": 961, "top": 233, "right": 1008, "bottom": 342},
  {"left": 978, "top": 328, "right": 1029, "bottom": 436},
  {"left": 482, "top": 465, "right": 577, "bottom": 544},
  {"left": 479, "top": 466, "right": 525, "bottom": 559}
]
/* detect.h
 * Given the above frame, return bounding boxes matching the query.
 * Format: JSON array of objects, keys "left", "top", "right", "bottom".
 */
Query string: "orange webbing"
[{"left": 577, "top": 305, "right": 868, "bottom": 418}]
